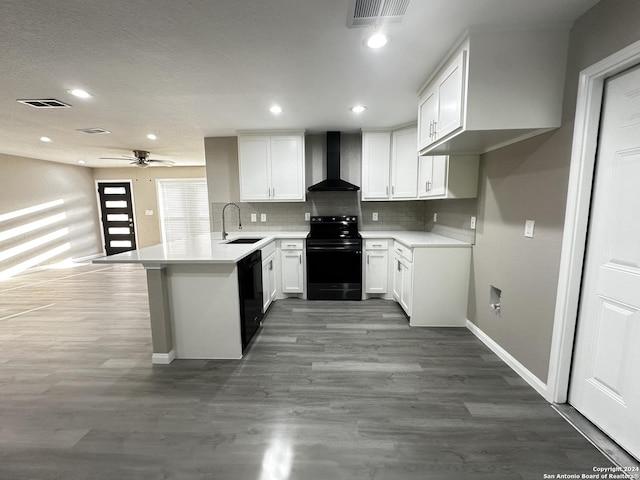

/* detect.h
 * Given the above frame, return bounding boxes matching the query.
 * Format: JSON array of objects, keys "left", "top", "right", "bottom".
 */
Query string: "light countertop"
[
  {"left": 360, "top": 231, "right": 471, "bottom": 248},
  {"left": 93, "top": 230, "right": 470, "bottom": 266}
]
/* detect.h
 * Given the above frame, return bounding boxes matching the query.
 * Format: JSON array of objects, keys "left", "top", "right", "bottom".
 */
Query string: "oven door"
[{"left": 306, "top": 240, "right": 362, "bottom": 300}]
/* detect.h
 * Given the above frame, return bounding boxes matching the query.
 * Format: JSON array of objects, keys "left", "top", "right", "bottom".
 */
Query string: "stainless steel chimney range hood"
[{"left": 307, "top": 132, "right": 360, "bottom": 192}]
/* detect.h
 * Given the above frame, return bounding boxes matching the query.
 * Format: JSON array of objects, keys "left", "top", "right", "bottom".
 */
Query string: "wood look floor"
[{"left": 0, "top": 264, "right": 612, "bottom": 479}]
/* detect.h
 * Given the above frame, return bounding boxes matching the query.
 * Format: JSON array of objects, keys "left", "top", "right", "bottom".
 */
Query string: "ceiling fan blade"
[
  {"left": 148, "top": 159, "right": 175, "bottom": 166},
  {"left": 99, "top": 156, "right": 136, "bottom": 160}
]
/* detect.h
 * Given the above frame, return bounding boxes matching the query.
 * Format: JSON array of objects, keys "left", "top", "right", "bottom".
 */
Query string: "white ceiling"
[{"left": 0, "top": 0, "right": 599, "bottom": 167}]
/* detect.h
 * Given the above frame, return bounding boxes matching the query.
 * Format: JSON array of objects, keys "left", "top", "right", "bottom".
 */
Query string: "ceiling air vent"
[
  {"left": 77, "top": 127, "right": 111, "bottom": 135},
  {"left": 16, "top": 98, "right": 72, "bottom": 108},
  {"left": 347, "top": 0, "right": 410, "bottom": 28}
]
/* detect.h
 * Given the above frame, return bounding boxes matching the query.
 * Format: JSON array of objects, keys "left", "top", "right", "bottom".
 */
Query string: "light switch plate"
[
  {"left": 250, "top": 213, "right": 257, "bottom": 222},
  {"left": 433, "top": 212, "right": 438, "bottom": 222},
  {"left": 260, "top": 213, "right": 267, "bottom": 222},
  {"left": 305, "top": 212, "right": 310, "bottom": 221},
  {"left": 470, "top": 216, "right": 476, "bottom": 230},
  {"left": 372, "top": 212, "right": 378, "bottom": 221},
  {"left": 524, "top": 220, "right": 535, "bottom": 238}
]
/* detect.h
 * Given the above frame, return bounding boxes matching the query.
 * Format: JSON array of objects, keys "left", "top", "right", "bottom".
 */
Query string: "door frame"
[
  {"left": 547, "top": 39, "right": 640, "bottom": 403},
  {"left": 94, "top": 179, "right": 139, "bottom": 256}
]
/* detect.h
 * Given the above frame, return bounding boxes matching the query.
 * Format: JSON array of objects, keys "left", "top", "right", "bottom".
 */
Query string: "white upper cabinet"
[
  {"left": 361, "top": 131, "right": 391, "bottom": 199},
  {"left": 362, "top": 126, "right": 418, "bottom": 201},
  {"left": 417, "top": 28, "right": 569, "bottom": 155},
  {"left": 418, "top": 155, "right": 479, "bottom": 199},
  {"left": 238, "top": 132, "right": 305, "bottom": 202},
  {"left": 390, "top": 127, "right": 418, "bottom": 199},
  {"left": 418, "top": 52, "right": 465, "bottom": 152}
]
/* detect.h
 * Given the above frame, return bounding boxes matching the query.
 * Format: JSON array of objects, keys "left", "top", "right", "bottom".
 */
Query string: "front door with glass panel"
[{"left": 97, "top": 182, "right": 137, "bottom": 256}]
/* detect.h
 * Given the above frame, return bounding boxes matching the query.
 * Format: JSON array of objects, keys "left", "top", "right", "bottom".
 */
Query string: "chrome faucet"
[{"left": 221, "top": 203, "right": 242, "bottom": 240}]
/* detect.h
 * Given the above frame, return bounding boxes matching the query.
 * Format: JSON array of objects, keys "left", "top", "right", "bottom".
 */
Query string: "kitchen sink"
[{"left": 225, "top": 238, "right": 264, "bottom": 244}]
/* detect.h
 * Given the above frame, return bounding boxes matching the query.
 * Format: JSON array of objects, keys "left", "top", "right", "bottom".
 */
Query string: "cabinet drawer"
[
  {"left": 365, "top": 239, "right": 389, "bottom": 250},
  {"left": 393, "top": 241, "right": 413, "bottom": 262},
  {"left": 280, "top": 239, "right": 304, "bottom": 250},
  {"left": 261, "top": 241, "right": 276, "bottom": 258}
]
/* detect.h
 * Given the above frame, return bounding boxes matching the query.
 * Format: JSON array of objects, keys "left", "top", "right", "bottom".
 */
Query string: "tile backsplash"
[{"left": 210, "top": 194, "right": 427, "bottom": 233}]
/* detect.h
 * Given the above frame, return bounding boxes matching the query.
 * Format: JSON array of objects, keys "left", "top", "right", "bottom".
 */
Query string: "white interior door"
[{"left": 569, "top": 66, "right": 640, "bottom": 461}]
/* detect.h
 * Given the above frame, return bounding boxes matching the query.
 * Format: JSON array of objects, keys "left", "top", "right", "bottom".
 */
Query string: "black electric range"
[{"left": 306, "top": 215, "right": 362, "bottom": 300}]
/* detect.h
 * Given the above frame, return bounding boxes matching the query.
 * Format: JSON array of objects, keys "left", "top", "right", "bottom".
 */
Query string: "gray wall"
[
  {"left": 0, "top": 154, "right": 103, "bottom": 278},
  {"left": 467, "top": 0, "right": 640, "bottom": 383}
]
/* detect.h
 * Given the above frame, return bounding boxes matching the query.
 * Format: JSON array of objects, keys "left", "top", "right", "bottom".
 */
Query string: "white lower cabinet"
[
  {"left": 392, "top": 242, "right": 413, "bottom": 316},
  {"left": 261, "top": 242, "right": 276, "bottom": 312},
  {"left": 364, "top": 240, "right": 389, "bottom": 294},
  {"left": 279, "top": 239, "right": 304, "bottom": 294},
  {"left": 390, "top": 240, "right": 471, "bottom": 326}
]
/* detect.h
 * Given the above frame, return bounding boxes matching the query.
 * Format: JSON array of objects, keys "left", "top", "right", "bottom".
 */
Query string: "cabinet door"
[
  {"left": 418, "top": 156, "right": 433, "bottom": 198},
  {"left": 391, "top": 127, "right": 418, "bottom": 199},
  {"left": 262, "top": 260, "right": 271, "bottom": 312},
  {"left": 418, "top": 86, "right": 438, "bottom": 151},
  {"left": 400, "top": 260, "right": 413, "bottom": 316},
  {"left": 418, "top": 155, "right": 448, "bottom": 198},
  {"left": 238, "top": 136, "right": 270, "bottom": 201},
  {"left": 436, "top": 50, "right": 466, "bottom": 141},
  {"left": 392, "top": 254, "right": 402, "bottom": 302},
  {"left": 361, "top": 131, "right": 391, "bottom": 200},
  {"left": 429, "top": 155, "right": 448, "bottom": 197},
  {"left": 281, "top": 251, "right": 304, "bottom": 293},
  {"left": 365, "top": 250, "right": 388, "bottom": 294},
  {"left": 270, "top": 135, "right": 304, "bottom": 201}
]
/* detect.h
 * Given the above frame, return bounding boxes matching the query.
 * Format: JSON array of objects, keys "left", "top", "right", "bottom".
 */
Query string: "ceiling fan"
[{"left": 100, "top": 150, "right": 175, "bottom": 168}]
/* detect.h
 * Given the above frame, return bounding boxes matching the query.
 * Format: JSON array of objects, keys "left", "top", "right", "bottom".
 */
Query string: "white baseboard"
[
  {"left": 73, "top": 253, "right": 103, "bottom": 263},
  {"left": 466, "top": 320, "right": 550, "bottom": 401},
  {"left": 152, "top": 350, "right": 176, "bottom": 365}
]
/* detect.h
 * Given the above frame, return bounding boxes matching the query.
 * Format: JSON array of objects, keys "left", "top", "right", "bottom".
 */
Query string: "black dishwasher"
[{"left": 237, "top": 250, "right": 264, "bottom": 350}]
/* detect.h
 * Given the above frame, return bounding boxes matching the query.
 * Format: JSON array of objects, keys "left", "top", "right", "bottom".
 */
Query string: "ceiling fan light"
[
  {"left": 350, "top": 105, "right": 367, "bottom": 114},
  {"left": 269, "top": 105, "right": 282, "bottom": 114},
  {"left": 147, "top": 133, "right": 157, "bottom": 140}
]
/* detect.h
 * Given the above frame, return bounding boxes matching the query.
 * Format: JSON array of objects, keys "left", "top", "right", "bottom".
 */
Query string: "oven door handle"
[{"left": 307, "top": 246, "right": 362, "bottom": 252}]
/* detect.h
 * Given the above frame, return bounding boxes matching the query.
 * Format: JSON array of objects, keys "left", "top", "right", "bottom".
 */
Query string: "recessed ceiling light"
[
  {"left": 77, "top": 160, "right": 86, "bottom": 164},
  {"left": 366, "top": 33, "right": 388, "bottom": 49},
  {"left": 147, "top": 134, "right": 157, "bottom": 140},
  {"left": 68, "top": 89, "right": 93, "bottom": 99},
  {"left": 40, "top": 136, "right": 52, "bottom": 142},
  {"left": 269, "top": 105, "right": 282, "bottom": 114},
  {"left": 350, "top": 105, "right": 367, "bottom": 114}
]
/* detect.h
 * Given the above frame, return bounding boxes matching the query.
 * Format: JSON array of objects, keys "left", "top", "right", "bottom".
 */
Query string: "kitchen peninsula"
[{"left": 95, "top": 230, "right": 471, "bottom": 364}]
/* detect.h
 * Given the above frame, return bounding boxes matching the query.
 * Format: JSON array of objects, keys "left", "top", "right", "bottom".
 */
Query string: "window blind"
[{"left": 157, "top": 179, "right": 210, "bottom": 244}]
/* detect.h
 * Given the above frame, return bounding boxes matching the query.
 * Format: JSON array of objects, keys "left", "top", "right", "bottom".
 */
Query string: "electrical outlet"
[
  {"left": 260, "top": 213, "right": 267, "bottom": 222},
  {"left": 372, "top": 212, "right": 378, "bottom": 221},
  {"left": 470, "top": 216, "right": 476, "bottom": 229},
  {"left": 524, "top": 220, "right": 535, "bottom": 238},
  {"left": 250, "top": 213, "right": 257, "bottom": 222},
  {"left": 433, "top": 212, "right": 438, "bottom": 222},
  {"left": 305, "top": 212, "right": 310, "bottom": 221}
]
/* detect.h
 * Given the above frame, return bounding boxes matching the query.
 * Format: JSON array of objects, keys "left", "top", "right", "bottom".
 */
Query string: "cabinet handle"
[
  {"left": 426, "top": 180, "right": 431, "bottom": 192},
  {"left": 286, "top": 244, "right": 297, "bottom": 247},
  {"left": 269, "top": 260, "right": 273, "bottom": 270},
  {"left": 386, "top": 186, "right": 389, "bottom": 196},
  {"left": 372, "top": 244, "right": 382, "bottom": 247},
  {"left": 429, "top": 121, "right": 433, "bottom": 138},
  {"left": 272, "top": 187, "right": 275, "bottom": 197},
  {"left": 367, "top": 254, "right": 370, "bottom": 265},
  {"left": 299, "top": 254, "right": 302, "bottom": 264},
  {"left": 433, "top": 121, "right": 437, "bottom": 137},
  {"left": 392, "top": 185, "right": 395, "bottom": 195},
  {"left": 397, "top": 260, "right": 401, "bottom": 271}
]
